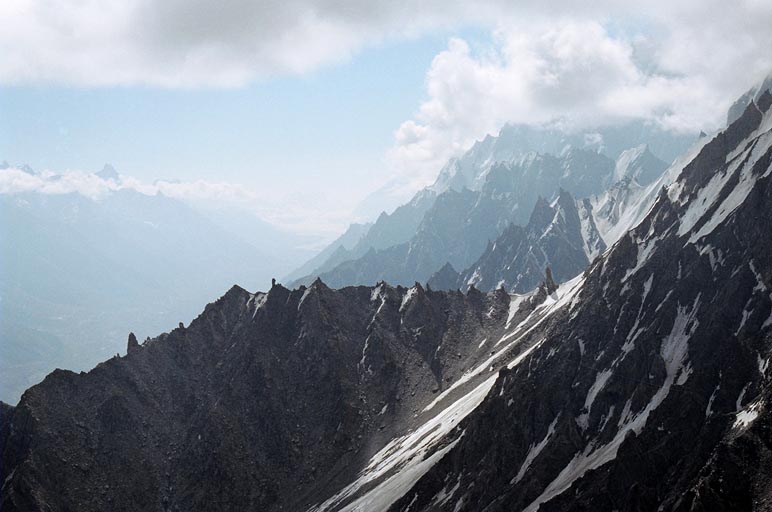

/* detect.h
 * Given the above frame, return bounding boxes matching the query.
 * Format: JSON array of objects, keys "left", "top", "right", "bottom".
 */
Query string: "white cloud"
[
  {"left": 2, "top": 0, "right": 769, "bottom": 91},
  {"left": 0, "top": 166, "right": 255, "bottom": 201},
  {"left": 0, "top": 0, "right": 480, "bottom": 87},
  {"left": 3, "top": 0, "right": 772, "bottom": 231},
  {"left": 385, "top": 5, "right": 772, "bottom": 189},
  {"left": 0, "top": 165, "right": 355, "bottom": 241}
]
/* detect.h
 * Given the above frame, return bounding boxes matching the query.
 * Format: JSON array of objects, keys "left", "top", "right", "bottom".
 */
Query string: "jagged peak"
[
  {"left": 224, "top": 284, "right": 249, "bottom": 297},
  {"left": 527, "top": 196, "right": 556, "bottom": 232},
  {"left": 96, "top": 163, "right": 120, "bottom": 181},
  {"left": 399, "top": 282, "right": 425, "bottom": 312},
  {"left": 533, "top": 195, "right": 551, "bottom": 210},
  {"left": 310, "top": 276, "right": 327, "bottom": 289},
  {"left": 437, "top": 262, "right": 457, "bottom": 274},
  {"left": 127, "top": 332, "right": 140, "bottom": 354},
  {"left": 555, "top": 188, "right": 576, "bottom": 210}
]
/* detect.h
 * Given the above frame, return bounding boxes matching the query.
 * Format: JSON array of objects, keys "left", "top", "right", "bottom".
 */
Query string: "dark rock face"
[
  {"left": 432, "top": 189, "right": 604, "bottom": 293},
  {"left": 388, "top": 91, "right": 772, "bottom": 512},
  {"left": 0, "top": 279, "right": 516, "bottom": 512},
  {"left": 126, "top": 332, "right": 139, "bottom": 354}
]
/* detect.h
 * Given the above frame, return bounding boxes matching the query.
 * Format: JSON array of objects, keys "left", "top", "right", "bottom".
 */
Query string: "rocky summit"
[{"left": 3, "top": 97, "right": 772, "bottom": 512}]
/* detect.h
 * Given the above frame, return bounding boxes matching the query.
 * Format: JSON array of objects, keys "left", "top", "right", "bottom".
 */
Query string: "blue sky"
[
  {"left": 1, "top": 0, "right": 771, "bottom": 239},
  {"left": 0, "top": 31, "right": 459, "bottom": 193}
]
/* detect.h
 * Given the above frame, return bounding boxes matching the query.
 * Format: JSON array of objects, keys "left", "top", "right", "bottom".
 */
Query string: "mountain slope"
[
  {"left": 308, "top": 150, "right": 616, "bottom": 289},
  {"left": 2, "top": 91, "right": 768, "bottom": 512},
  {"left": 290, "top": 190, "right": 436, "bottom": 287},
  {"left": 431, "top": 122, "right": 692, "bottom": 195},
  {"left": 0, "top": 188, "right": 298, "bottom": 404},
  {"left": 612, "top": 144, "right": 668, "bottom": 185},
  {"left": 431, "top": 189, "right": 605, "bottom": 293},
  {"left": 386, "top": 90, "right": 772, "bottom": 511},
  {"left": 290, "top": 122, "right": 692, "bottom": 288},
  {"left": 0, "top": 278, "right": 523, "bottom": 511},
  {"left": 283, "top": 222, "right": 372, "bottom": 283}
]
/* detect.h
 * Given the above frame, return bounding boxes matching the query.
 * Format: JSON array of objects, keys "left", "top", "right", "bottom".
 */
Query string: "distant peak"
[
  {"left": 437, "top": 262, "right": 457, "bottom": 275},
  {"left": 96, "top": 163, "right": 120, "bottom": 181},
  {"left": 555, "top": 188, "right": 576, "bottom": 210}
]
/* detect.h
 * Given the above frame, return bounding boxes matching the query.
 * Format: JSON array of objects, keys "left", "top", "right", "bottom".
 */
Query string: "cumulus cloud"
[
  {"left": 386, "top": 8, "right": 772, "bottom": 187},
  {"left": 3, "top": 0, "right": 772, "bottom": 226},
  {"left": 0, "top": 0, "right": 484, "bottom": 87},
  {"left": 2, "top": 1, "right": 769, "bottom": 90}
]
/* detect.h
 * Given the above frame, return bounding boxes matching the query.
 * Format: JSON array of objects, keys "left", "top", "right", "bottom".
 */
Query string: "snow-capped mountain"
[
  {"left": 94, "top": 163, "right": 120, "bottom": 181},
  {"left": 2, "top": 88, "right": 771, "bottom": 512},
  {"left": 430, "top": 122, "right": 693, "bottom": 195},
  {"left": 295, "top": 149, "right": 619, "bottom": 289},
  {"left": 290, "top": 122, "right": 694, "bottom": 287},
  {"left": 385, "top": 87, "right": 772, "bottom": 512},
  {"left": 612, "top": 144, "right": 668, "bottom": 185}
]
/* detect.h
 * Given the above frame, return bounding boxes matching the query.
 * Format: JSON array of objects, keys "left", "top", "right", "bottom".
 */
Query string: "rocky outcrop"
[
  {"left": 126, "top": 332, "right": 139, "bottom": 354},
  {"left": 0, "top": 278, "right": 517, "bottom": 512}
]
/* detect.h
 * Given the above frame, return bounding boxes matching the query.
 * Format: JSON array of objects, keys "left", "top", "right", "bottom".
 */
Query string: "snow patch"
[
  {"left": 400, "top": 287, "right": 417, "bottom": 312},
  {"left": 523, "top": 295, "right": 700, "bottom": 512},
  {"left": 734, "top": 398, "right": 762, "bottom": 430},
  {"left": 512, "top": 414, "right": 561, "bottom": 484},
  {"left": 312, "top": 376, "right": 496, "bottom": 512},
  {"left": 735, "top": 383, "right": 750, "bottom": 411},
  {"left": 246, "top": 293, "right": 267, "bottom": 318},
  {"left": 298, "top": 288, "right": 313, "bottom": 309},
  {"left": 758, "top": 354, "right": 769, "bottom": 377},
  {"left": 577, "top": 369, "right": 613, "bottom": 431},
  {"left": 705, "top": 382, "right": 720, "bottom": 418},
  {"left": 505, "top": 293, "right": 528, "bottom": 329}
]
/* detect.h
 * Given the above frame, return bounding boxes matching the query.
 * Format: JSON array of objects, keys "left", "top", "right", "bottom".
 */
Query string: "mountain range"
[
  {"left": 2, "top": 81, "right": 772, "bottom": 511},
  {"left": 0, "top": 175, "right": 315, "bottom": 404},
  {"left": 290, "top": 135, "right": 677, "bottom": 293}
]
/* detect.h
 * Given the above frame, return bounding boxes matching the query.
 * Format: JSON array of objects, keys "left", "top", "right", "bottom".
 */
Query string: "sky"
[
  {"left": 0, "top": 32, "right": 454, "bottom": 235},
  {"left": 2, "top": 0, "right": 772, "bottom": 240}
]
